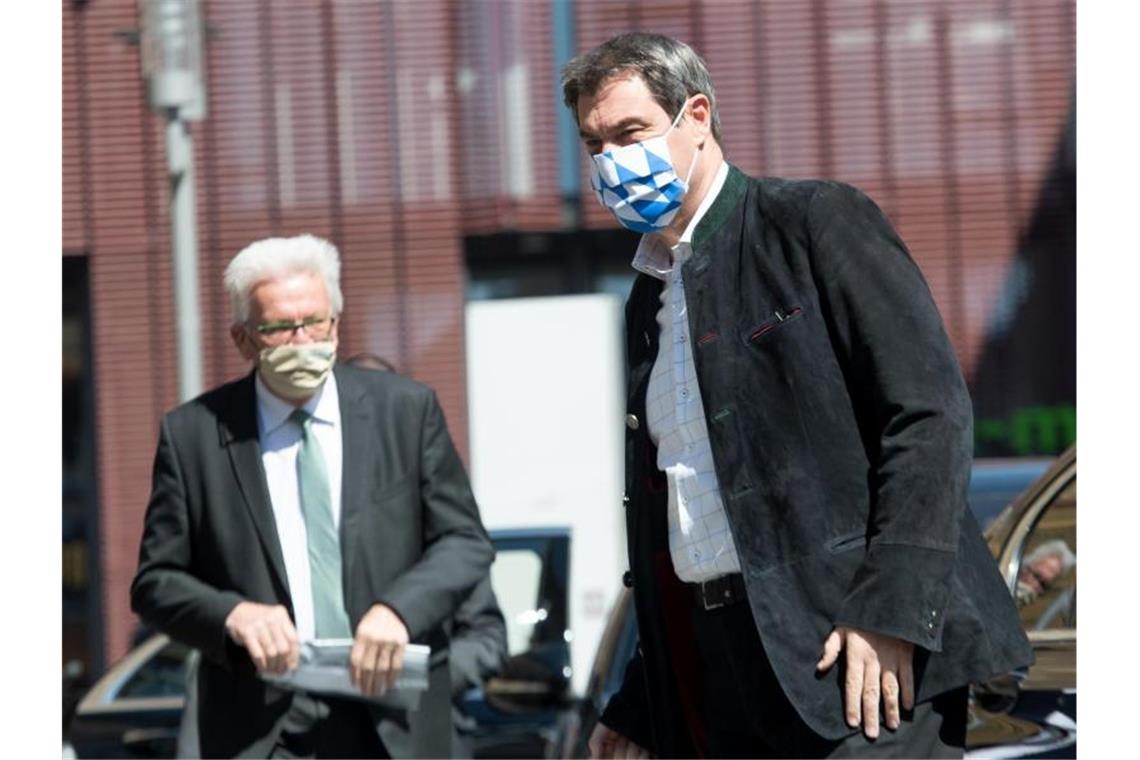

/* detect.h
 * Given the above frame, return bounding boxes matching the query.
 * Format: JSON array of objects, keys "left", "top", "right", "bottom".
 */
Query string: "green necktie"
[{"left": 291, "top": 409, "right": 352, "bottom": 639}]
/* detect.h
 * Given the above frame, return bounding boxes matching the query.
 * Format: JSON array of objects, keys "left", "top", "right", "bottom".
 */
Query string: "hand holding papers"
[{"left": 262, "top": 639, "right": 431, "bottom": 710}]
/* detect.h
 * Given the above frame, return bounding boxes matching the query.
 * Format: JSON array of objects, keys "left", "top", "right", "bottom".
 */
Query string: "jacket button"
[
  {"left": 625, "top": 414, "right": 640, "bottom": 431},
  {"left": 622, "top": 494, "right": 631, "bottom": 506},
  {"left": 622, "top": 571, "right": 634, "bottom": 588}
]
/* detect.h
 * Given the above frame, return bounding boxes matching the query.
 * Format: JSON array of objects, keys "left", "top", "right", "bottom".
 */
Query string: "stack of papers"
[{"left": 262, "top": 639, "right": 431, "bottom": 710}]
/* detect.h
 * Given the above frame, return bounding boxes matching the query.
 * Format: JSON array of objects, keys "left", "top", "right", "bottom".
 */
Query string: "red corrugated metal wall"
[
  {"left": 64, "top": 0, "right": 472, "bottom": 665},
  {"left": 64, "top": 0, "right": 1074, "bottom": 665}
]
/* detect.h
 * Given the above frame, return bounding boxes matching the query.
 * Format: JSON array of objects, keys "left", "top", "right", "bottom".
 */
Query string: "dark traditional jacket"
[{"left": 600, "top": 166, "right": 1033, "bottom": 754}]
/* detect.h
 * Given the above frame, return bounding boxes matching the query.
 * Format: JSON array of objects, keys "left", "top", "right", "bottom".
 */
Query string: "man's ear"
[
  {"left": 231, "top": 324, "right": 258, "bottom": 362},
  {"left": 687, "top": 93, "right": 713, "bottom": 142}
]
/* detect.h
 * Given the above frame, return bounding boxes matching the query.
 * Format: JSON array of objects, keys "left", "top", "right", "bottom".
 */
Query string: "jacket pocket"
[{"left": 745, "top": 306, "right": 804, "bottom": 344}]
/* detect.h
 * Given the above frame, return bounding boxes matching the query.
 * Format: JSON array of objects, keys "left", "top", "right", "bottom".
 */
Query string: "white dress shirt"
[
  {"left": 636, "top": 160, "right": 743, "bottom": 583},
  {"left": 255, "top": 371, "right": 344, "bottom": 642}
]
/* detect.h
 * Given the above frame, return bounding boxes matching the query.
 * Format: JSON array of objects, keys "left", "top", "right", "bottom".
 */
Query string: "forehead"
[
  {"left": 248, "top": 270, "right": 330, "bottom": 317},
  {"left": 576, "top": 73, "right": 667, "bottom": 135}
]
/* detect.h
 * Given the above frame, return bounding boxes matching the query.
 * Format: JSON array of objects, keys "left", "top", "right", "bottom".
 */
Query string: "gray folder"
[{"left": 262, "top": 639, "right": 430, "bottom": 710}]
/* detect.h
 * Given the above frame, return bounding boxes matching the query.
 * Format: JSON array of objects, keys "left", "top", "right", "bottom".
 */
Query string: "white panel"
[{"left": 466, "top": 295, "right": 627, "bottom": 695}]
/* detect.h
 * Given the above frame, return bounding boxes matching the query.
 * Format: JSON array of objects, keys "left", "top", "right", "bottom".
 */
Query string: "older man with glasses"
[{"left": 132, "top": 234, "right": 493, "bottom": 758}]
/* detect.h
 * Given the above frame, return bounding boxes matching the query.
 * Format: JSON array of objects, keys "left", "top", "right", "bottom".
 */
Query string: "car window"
[
  {"left": 116, "top": 639, "right": 190, "bottom": 700},
  {"left": 490, "top": 549, "right": 546, "bottom": 655},
  {"left": 1015, "top": 476, "right": 1076, "bottom": 631}
]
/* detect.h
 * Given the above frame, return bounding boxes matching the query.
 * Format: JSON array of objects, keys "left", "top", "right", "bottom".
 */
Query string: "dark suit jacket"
[
  {"left": 131, "top": 363, "right": 494, "bottom": 758},
  {"left": 448, "top": 575, "right": 508, "bottom": 699},
  {"left": 600, "top": 167, "right": 1033, "bottom": 754}
]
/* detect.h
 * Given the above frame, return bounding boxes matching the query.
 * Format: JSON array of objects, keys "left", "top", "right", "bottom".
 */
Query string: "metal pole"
[{"left": 165, "top": 114, "right": 203, "bottom": 401}]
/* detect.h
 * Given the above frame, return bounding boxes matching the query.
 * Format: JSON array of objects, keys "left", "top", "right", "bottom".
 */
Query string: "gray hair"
[
  {"left": 561, "top": 32, "right": 722, "bottom": 142},
  {"left": 223, "top": 234, "right": 344, "bottom": 325},
  {"left": 1023, "top": 539, "right": 1077, "bottom": 575}
]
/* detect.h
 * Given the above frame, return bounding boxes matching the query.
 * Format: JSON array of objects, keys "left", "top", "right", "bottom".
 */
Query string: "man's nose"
[{"left": 289, "top": 326, "right": 316, "bottom": 344}]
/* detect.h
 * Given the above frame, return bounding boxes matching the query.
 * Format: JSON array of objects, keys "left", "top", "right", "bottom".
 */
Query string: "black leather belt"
[{"left": 689, "top": 573, "right": 748, "bottom": 610}]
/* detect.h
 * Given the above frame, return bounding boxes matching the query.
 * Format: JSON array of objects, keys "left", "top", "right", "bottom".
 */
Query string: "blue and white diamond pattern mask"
[{"left": 590, "top": 98, "right": 700, "bottom": 234}]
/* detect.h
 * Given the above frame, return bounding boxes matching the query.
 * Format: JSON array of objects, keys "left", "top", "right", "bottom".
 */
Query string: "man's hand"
[
  {"left": 816, "top": 626, "right": 915, "bottom": 739},
  {"left": 224, "top": 601, "right": 300, "bottom": 675},
  {"left": 588, "top": 722, "right": 649, "bottom": 759},
  {"left": 350, "top": 603, "right": 410, "bottom": 697}
]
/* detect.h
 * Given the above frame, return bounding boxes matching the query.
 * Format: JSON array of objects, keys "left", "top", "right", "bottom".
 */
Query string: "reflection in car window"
[
  {"left": 117, "top": 640, "right": 190, "bottom": 700},
  {"left": 1015, "top": 477, "right": 1076, "bottom": 630}
]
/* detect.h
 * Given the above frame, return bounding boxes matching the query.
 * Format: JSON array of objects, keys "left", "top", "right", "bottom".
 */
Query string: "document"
[{"left": 262, "top": 639, "right": 431, "bottom": 710}]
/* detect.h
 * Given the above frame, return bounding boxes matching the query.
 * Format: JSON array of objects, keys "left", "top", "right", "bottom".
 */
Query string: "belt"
[{"left": 688, "top": 573, "right": 748, "bottom": 611}]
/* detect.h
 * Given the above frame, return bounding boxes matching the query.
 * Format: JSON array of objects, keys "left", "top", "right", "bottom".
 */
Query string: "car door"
[
  {"left": 968, "top": 448, "right": 1076, "bottom": 757},
  {"left": 67, "top": 634, "right": 188, "bottom": 758},
  {"left": 459, "top": 527, "right": 573, "bottom": 758}
]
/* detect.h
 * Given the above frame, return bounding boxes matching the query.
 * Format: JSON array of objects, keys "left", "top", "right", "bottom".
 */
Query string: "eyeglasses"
[{"left": 250, "top": 315, "right": 336, "bottom": 345}]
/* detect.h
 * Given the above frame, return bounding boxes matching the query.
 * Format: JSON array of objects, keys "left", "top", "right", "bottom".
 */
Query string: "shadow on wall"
[{"left": 970, "top": 92, "right": 1076, "bottom": 457}]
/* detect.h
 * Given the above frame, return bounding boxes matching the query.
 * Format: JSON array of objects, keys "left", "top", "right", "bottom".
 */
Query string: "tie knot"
[{"left": 290, "top": 408, "right": 312, "bottom": 431}]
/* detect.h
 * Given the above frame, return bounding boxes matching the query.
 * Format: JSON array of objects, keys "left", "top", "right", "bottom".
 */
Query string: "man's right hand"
[
  {"left": 223, "top": 601, "right": 299, "bottom": 674},
  {"left": 588, "top": 722, "right": 649, "bottom": 759}
]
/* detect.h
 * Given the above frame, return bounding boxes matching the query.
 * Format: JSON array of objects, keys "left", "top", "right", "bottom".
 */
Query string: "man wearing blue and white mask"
[{"left": 564, "top": 33, "right": 1031, "bottom": 759}]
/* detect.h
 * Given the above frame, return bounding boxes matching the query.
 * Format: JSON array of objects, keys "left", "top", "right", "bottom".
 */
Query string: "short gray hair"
[
  {"left": 223, "top": 234, "right": 344, "bottom": 325},
  {"left": 561, "top": 32, "right": 722, "bottom": 142},
  {"left": 1023, "top": 539, "right": 1077, "bottom": 575}
]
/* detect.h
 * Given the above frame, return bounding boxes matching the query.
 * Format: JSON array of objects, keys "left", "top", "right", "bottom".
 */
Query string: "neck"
[{"left": 653, "top": 143, "right": 724, "bottom": 249}]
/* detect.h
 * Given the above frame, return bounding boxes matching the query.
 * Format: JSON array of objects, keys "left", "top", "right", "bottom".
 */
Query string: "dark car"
[
  {"left": 66, "top": 528, "right": 575, "bottom": 759},
  {"left": 559, "top": 452, "right": 1077, "bottom": 759}
]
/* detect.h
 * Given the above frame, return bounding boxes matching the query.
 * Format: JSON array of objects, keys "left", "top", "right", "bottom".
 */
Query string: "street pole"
[
  {"left": 165, "top": 116, "right": 202, "bottom": 401},
  {"left": 139, "top": 0, "right": 207, "bottom": 402}
]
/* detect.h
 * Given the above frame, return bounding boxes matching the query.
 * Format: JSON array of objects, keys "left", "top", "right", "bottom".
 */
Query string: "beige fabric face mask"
[{"left": 257, "top": 341, "right": 337, "bottom": 401}]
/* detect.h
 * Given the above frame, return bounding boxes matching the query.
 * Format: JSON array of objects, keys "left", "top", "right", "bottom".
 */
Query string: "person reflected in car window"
[{"left": 1016, "top": 539, "right": 1076, "bottom": 608}]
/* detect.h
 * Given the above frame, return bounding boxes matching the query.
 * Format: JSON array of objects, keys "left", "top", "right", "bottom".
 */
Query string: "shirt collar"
[
  {"left": 631, "top": 159, "right": 730, "bottom": 280},
  {"left": 255, "top": 369, "right": 340, "bottom": 438}
]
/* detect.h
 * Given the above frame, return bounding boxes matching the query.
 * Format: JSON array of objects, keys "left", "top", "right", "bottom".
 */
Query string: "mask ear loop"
[
  {"left": 668, "top": 97, "right": 693, "bottom": 131},
  {"left": 669, "top": 96, "right": 701, "bottom": 188}
]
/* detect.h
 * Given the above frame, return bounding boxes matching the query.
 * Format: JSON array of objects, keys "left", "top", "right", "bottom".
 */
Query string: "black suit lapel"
[
  {"left": 218, "top": 373, "right": 292, "bottom": 603},
  {"left": 335, "top": 365, "right": 373, "bottom": 596}
]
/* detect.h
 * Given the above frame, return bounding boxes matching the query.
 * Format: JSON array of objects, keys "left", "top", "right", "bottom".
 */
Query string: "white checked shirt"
[
  {"left": 255, "top": 372, "right": 343, "bottom": 642},
  {"left": 636, "top": 161, "right": 742, "bottom": 583}
]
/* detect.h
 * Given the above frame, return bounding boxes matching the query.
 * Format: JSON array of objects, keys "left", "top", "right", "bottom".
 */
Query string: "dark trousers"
[
  {"left": 687, "top": 581, "right": 968, "bottom": 759},
  {"left": 269, "top": 693, "right": 390, "bottom": 759}
]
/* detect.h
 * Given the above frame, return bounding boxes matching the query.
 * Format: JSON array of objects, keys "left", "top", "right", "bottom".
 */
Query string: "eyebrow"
[{"left": 579, "top": 117, "right": 651, "bottom": 141}]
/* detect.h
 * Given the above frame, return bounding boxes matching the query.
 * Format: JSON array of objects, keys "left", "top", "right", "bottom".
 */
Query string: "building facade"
[{"left": 63, "top": 0, "right": 1075, "bottom": 675}]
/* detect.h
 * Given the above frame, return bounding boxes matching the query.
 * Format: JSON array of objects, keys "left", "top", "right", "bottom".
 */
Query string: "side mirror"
[{"left": 483, "top": 650, "right": 571, "bottom": 713}]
